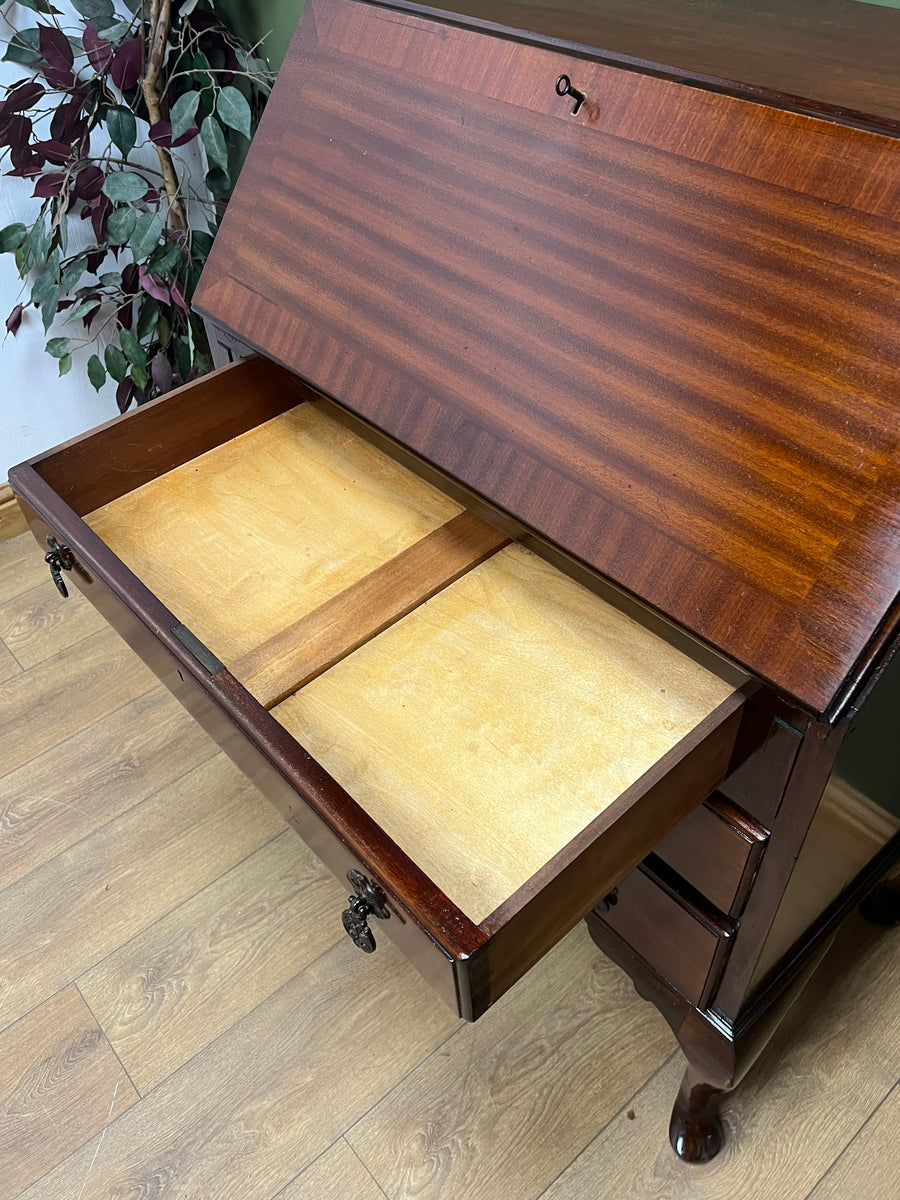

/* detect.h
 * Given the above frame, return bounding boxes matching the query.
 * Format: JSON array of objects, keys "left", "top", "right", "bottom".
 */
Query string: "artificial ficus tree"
[{"left": 0, "top": 0, "right": 273, "bottom": 409}]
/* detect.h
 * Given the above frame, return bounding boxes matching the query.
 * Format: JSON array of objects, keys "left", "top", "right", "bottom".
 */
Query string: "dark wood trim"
[
  {"left": 374, "top": 0, "right": 900, "bottom": 136},
  {"left": 17, "top": 357, "right": 310, "bottom": 516}
]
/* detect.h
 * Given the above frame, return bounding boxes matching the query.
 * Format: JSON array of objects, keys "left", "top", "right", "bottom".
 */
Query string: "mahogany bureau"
[{"left": 10, "top": 0, "right": 900, "bottom": 1163}]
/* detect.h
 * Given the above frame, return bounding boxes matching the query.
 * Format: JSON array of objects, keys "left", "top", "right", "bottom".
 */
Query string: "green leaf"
[
  {"left": 190, "top": 230, "right": 214, "bottom": 261},
  {"left": 45, "top": 336, "right": 70, "bottom": 358},
  {"left": 14, "top": 0, "right": 62, "bottom": 14},
  {"left": 205, "top": 165, "right": 231, "bottom": 198},
  {"left": 200, "top": 114, "right": 228, "bottom": 171},
  {"left": 130, "top": 364, "right": 148, "bottom": 390},
  {"left": 98, "top": 20, "right": 133, "bottom": 47},
  {"left": 87, "top": 353, "right": 106, "bottom": 391},
  {"left": 56, "top": 214, "right": 68, "bottom": 258},
  {"left": 216, "top": 86, "right": 252, "bottom": 140},
  {"left": 31, "top": 268, "right": 58, "bottom": 309},
  {"left": 107, "top": 106, "right": 137, "bottom": 159},
  {"left": 102, "top": 172, "right": 148, "bottom": 203},
  {"left": 129, "top": 211, "right": 163, "bottom": 260},
  {"left": 174, "top": 334, "right": 191, "bottom": 380},
  {"left": 99, "top": 271, "right": 123, "bottom": 288},
  {"left": 147, "top": 240, "right": 181, "bottom": 275},
  {"left": 58, "top": 353, "right": 73, "bottom": 376},
  {"left": 120, "top": 327, "right": 147, "bottom": 369},
  {"left": 40, "top": 286, "right": 60, "bottom": 332},
  {"left": 21, "top": 220, "right": 49, "bottom": 274},
  {"left": 136, "top": 297, "right": 159, "bottom": 339},
  {"left": 104, "top": 343, "right": 128, "bottom": 383},
  {"left": 60, "top": 254, "right": 88, "bottom": 293},
  {"left": 72, "top": 0, "right": 116, "bottom": 25},
  {"left": 0, "top": 224, "right": 27, "bottom": 254},
  {"left": 106, "top": 207, "right": 137, "bottom": 246},
  {"left": 63, "top": 298, "right": 101, "bottom": 324},
  {"left": 3, "top": 41, "right": 42, "bottom": 64},
  {"left": 170, "top": 91, "right": 200, "bottom": 142},
  {"left": 156, "top": 313, "right": 171, "bottom": 348}
]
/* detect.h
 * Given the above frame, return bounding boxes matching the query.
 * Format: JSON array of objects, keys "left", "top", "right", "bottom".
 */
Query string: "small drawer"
[
  {"left": 593, "top": 862, "right": 735, "bottom": 1009},
  {"left": 654, "top": 795, "right": 768, "bottom": 916}
]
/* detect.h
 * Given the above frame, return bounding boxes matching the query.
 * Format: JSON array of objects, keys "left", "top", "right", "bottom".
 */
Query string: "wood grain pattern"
[
  {"left": 0, "top": 577, "right": 105, "bottom": 669},
  {"left": 234, "top": 510, "right": 509, "bottom": 707},
  {"left": 808, "top": 1083, "right": 900, "bottom": 1200},
  {"left": 275, "top": 543, "right": 739, "bottom": 922},
  {"left": 0, "top": 482, "right": 27, "bottom": 545},
  {"left": 0, "top": 530, "right": 50, "bottom": 605},
  {"left": 0, "top": 987, "right": 136, "bottom": 1200},
  {"left": 348, "top": 923, "right": 673, "bottom": 1200},
  {"left": 0, "top": 627, "right": 158, "bottom": 778},
  {"left": 78, "top": 830, "right": 345, "bottom": 1093},
  {"left": 278, "top": 1139, "right": 387, "bottom": 1200},
  {"left": 87, "top": 400, "right": 461, "bottom": 667},
  {"left": 16, "top": 940, "right": 458, "bottom": 1200},
  {"left": 390, "top": 0, "right": 900, "bottom": 127},
  {"left": 540, "top": 913, "right": 900, "bottom": 1200},
  {"left": 0, "top": 754, "right": 284, "bottom": 1035},
  {"left": 0, "top": 687, "right": 215, "bottom": 892},
  {"left": 195, "top": 0, "right": 900, "bottom": 713}
]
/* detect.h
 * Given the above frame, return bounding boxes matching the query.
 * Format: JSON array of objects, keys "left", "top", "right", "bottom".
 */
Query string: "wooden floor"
[{"left": 0, "top": 527, "right": 898, "bottom": 1200}]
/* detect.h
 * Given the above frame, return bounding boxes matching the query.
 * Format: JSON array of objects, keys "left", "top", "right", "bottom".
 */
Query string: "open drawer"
[{"left": 9, "top": 357, "right": 747, "bottom": 1020}]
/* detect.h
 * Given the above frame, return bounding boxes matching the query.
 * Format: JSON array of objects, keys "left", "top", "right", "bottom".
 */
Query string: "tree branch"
[{"left": 140, "top": 0, "right": 187, "bottom": 231}]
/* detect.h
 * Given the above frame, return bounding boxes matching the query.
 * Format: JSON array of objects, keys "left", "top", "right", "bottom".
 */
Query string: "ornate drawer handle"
[
  {"left": 45, "top": 536, "right": 73, "bottom": 598},
  {"left": 341, "top": 869, "right": 390, "bottom": 953}
]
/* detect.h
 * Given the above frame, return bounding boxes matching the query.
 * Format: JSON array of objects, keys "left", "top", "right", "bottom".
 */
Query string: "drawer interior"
[{"left": 81, "top": 371, "right": 744, "bottom": 931}]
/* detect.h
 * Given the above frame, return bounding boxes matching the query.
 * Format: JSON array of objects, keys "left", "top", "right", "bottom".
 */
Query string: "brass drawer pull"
[{"left": 341, "top": 869, "right": 390, "bottom": 953}]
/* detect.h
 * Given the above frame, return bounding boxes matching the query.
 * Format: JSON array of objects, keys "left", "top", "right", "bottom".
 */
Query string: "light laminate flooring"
[{"left": 0, "top": 530, "right": 898, "bottom": 1200}]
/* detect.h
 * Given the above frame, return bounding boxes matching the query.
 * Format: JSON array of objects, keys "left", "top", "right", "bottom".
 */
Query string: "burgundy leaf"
[
  {"left": 110, "top": 37, "right": 143, "bottom": 92},
  {"left": 83, "top": 23, "right": 114, "bottom": 73},
  {"left": 116, "top": 377, "right": 134, "bottom": 413},
  {"left": 4, "top": 80, "right": 45, "bottom": 113},
  {"left": 169, "top": 279, "right": 188, "bottom": 312},
  {"left": 0, "top": 111, "right": 11, "bottom": 144},
  {"left": 138, "top": 265, "right": 170, "bottom": 303},
  {"left": 91, "top": 193, "right": 112, "bottom": 243},
  {"left": 57, "top": 298, "right": 73, "bottom": 310},
  {"left": 122, "top": 261, "right": 139, "bottom": 294},
  {"left": 38, "top": 25, "right": 76, "bottom": 89},
  {"left": 6, "top": 304, "right": 23, "bottom": 336},
  {"left": 6, "top": 165, "right": 42, "bottom": 178},
  {"left": 4, "top": 114, "right": 33, "bottom": 154},
  {"left": 32, "top": 172, "right": 65, "bottom": 198},
  {"left": 73, "top": 164, "right": 104, "bottom": 200},
  {"left": 117, "top": 298, "right": 133, "bottom": 329},
  {"left": 150, "top": 351, "right": 173, "bottom": 393},
  {"left": 10, "top": 141, "right": 39, "bottom": 172},
  {"left": 86, "top": 249, "right": 106, "bottom": 274},
  {"left": 149, "top": 120, "right": 172, "bottom": 148},
  {"left": 51, "top": 97, "right": 87, "bottom": 145},
  {"left": 33, "top": 139, "right": 74, "bottom": 165},
  {"left": 143, "top": 186, "right": 160, "bottom": 205}
]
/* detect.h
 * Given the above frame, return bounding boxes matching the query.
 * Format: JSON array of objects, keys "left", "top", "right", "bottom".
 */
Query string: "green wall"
[{"left": 218, "top": 0, "right": 306, "bottom": 69}]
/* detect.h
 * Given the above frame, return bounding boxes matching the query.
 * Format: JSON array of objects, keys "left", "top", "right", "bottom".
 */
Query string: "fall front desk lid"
[{"left": 193, "top": 0, "right": 900, "bottom": 716}]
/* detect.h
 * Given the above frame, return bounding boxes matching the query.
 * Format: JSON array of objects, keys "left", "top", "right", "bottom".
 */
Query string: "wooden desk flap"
[{"left": 194, "top": 0, "right": 900, "bottom": 715}]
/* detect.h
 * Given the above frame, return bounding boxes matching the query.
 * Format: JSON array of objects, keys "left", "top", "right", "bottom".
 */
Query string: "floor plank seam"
[
  {"left": 344, "top": 1019, "right": 468, "bottom": 1146},
  {"left": 67, "top": 822, "right": 289, "bottom": 992},
  {"left": 268, "top": 1136, "right": 346, "bottom": 1200},
  {"left": 74, "top": 980, "right": 143, "bottom": 1100},
  {"left": 531, "top": 1047, "right": 682, "bottom": 1200},
  {"left": 113, "top": 916, "right": 354, "bottom": 1106},
  {"left": 345, "top": 1136, "right": 392, "bottom": 1200},
  {"left": 799, "top": 1077, "right": 900, "bottom": 1200},
  {"left": 0, "top": 739, "right": 221, "bottom": 896},
  {"left": 0, "top": 637, "right": 25, "bottom": 673}
]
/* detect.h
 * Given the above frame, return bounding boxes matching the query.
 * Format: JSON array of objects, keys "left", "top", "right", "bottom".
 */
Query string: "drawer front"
[
  {"left": 654, "top": 795, "right": 768, "bottom": 916},
  {"left": 594, "top": 863, "right": 734, "bottom": 1009}
]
